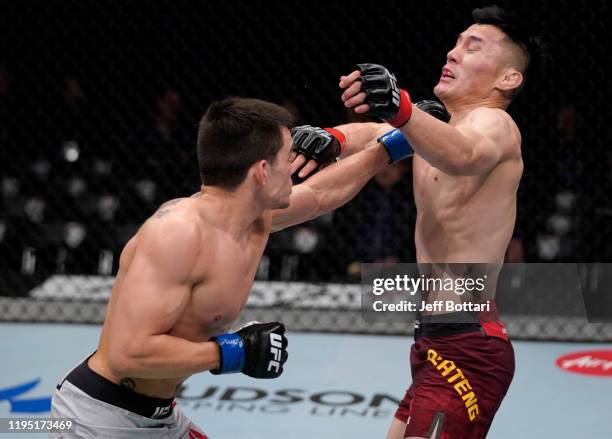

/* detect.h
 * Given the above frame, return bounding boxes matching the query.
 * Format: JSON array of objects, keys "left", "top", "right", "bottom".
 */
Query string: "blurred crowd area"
[{"left": 0, "top": 0, "right": 610, "bottom": 296}]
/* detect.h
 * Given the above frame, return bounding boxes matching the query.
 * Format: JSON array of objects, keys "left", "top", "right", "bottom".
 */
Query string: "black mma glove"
[
  {"left": 291, "top": 125, "right": 345, "bottom": 163},
  {"left": 357, "top": 63, "right": 413, "bottom": 128},
  {"left": 210, "top": 321, "right": 288, "bottom": 379},
  {"left": 291, "top": 125, "right": 346, "bottom": 183},
  {"left": 415, "top": 99, "right": 451, "bottom": 123}
]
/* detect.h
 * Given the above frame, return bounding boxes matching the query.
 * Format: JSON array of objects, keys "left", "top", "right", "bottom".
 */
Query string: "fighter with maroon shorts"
[{"left": 293, "top": 5, "right": 543, "bottom": 438}]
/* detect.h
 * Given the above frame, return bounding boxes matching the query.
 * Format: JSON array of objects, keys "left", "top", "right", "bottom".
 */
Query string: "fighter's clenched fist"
[{"left": 340, "top": 63, "right": 413, "bottom": 128}]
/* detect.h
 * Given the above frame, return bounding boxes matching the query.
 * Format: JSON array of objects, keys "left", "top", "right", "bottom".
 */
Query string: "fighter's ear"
[
  {"left": 497, "top": 68, "right": 523, "bottom": 93},
  {"left": 252, "top": 160, "right": 268, "bottom": 186}
]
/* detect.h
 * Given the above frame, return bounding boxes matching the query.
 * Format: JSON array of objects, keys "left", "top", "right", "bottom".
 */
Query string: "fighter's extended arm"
[
  {"left": 290, "top": 123, "right": 388, "bottom": 180},
  {"left": 292, "top": 101, "right": 452, "bottom": 179},
  {"left": 340, "top": 64, "right": 520, "bottom": 175},
  {"left": 335, "top": 122, "right": 392, "bottom": 157},
  {"left": 270, "top": 143, "right": 390, "bottom": 232}
]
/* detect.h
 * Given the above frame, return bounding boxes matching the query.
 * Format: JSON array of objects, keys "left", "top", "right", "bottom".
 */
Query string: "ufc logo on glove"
[
  {"left": 267, "top": 333, "right": 283, "bottom": 373},
  {"left": 211, "top": 322, "right": 289, "bottom": 379}
]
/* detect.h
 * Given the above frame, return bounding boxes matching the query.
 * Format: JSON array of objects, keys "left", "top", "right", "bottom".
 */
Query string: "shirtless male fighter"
[
  {"left": 294, "top": 5, "right": 543, "bottom": 439},
  {"left": 49, "top": 95, "right": 429, "bottom": 438}
]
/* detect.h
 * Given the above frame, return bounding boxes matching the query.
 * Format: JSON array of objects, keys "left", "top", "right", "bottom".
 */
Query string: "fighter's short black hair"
[
  {"left": 197, "top": 98, "right": 294, "bottom": 190},
  {"left": 472, "top": 5, "right": 545, "bottom": 93}
]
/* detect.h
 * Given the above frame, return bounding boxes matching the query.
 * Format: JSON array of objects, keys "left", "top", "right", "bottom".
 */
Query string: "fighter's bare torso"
[
  {"left": 89, "top": 195, "right": 272, "bottom": 398},
  {"left": 412, "top": 108, "right": 523, "bottom": 263}
]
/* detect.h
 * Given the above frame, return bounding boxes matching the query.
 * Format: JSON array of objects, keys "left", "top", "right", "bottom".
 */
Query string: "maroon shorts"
[{"left": 395, "top": 326, "right": 514, "bottom": 439}]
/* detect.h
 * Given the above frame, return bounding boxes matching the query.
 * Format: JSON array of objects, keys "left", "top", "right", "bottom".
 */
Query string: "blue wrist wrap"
[
  {"left": 377, "top": 129, "right": 414, "bottom": 163},
  {"left": 211, "top": 333, "right": 245, "bottom": 374}
]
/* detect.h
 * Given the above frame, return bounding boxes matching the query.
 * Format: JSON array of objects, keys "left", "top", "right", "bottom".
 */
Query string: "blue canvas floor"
[{"left": 0, "top": 323, "right": 610, "bottom": 438}]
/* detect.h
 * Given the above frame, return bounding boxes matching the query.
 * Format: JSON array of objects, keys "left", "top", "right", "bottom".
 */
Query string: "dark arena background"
[{"left": 0, "top": 1, "right": 611, "bottom": 438}]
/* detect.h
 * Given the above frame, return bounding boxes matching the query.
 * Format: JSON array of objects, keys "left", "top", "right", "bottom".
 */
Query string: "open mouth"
[{"left": 441, "top": 68, "right": 455, "bottom": 79}]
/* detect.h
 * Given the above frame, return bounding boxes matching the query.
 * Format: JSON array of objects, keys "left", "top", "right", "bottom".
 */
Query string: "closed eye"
[{"left": 456, "top": 33, "right": 484, "bottom": 52}]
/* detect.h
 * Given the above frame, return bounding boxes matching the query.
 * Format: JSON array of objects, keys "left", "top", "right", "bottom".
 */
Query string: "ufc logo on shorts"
[
  {"left": 389, "top": 73, "right": 400, "bottom": 107},
  {"left": 151, "top": 405, "right": 171, "bottom": 419},
  {"left": 267, "top": 333, "right": 283, "bottom": 373}
]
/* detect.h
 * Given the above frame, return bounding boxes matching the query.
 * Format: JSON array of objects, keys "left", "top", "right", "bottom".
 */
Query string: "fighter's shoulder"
[
  {"left": 137, "top": 211, "right": 205, "bottom": 277},
  {"left": 466, "top": 107, "right": 521, "bottom": 152},
  {"left": 464, "top": 107, "right": 513, "bottom": 126},
  {"left": 465, "top": 107, "right": 519, "bottom": 133}
]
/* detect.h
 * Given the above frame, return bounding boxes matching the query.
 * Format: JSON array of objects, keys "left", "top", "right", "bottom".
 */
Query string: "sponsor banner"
[
  {"left": 0, "top": 380, "right": 400, "bottom": 421},
  {"left": 0, "top": 379, "right": 52, "bottom": 416},
  {"left": 177, "top": 385, "right": 399, "bottom": 419},
  {"left": 555, "top": 350, "right": 612, "bottom": 377}
]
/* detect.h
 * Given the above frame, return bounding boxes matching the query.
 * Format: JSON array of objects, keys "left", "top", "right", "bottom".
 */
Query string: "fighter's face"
[
  {"left": 434, "top": 24, "right": 507, "bottom": 103},
  {"left": 266, "top": 128, "right": 293, "bottom": 209}
]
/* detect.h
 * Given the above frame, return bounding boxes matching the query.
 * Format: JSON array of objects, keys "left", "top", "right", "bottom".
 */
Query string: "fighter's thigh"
[
  {"left": 387, "top": 408, "right": 444, "bottom": 439},
  {"left": 173, "top": 404, "right": 209, "bottom": 439},
  {"left": 386, "top": 417, "right": 407, "bottom": 439}
]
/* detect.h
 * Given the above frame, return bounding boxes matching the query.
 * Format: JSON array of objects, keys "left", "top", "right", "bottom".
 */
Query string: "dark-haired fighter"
[
  {"left": 50, "top": 97, "right": 411, "bottom": 438},
  {"left": 296, "top": 5, "right": 542, "bottom": 439}
]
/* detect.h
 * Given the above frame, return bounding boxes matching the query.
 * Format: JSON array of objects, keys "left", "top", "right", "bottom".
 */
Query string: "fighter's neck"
[
  {"left": 443, "top": 96, "right": 508, "bottom": 120},
  {"left": 194, "top": 186, "right": 265, "bottom": 239}
]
